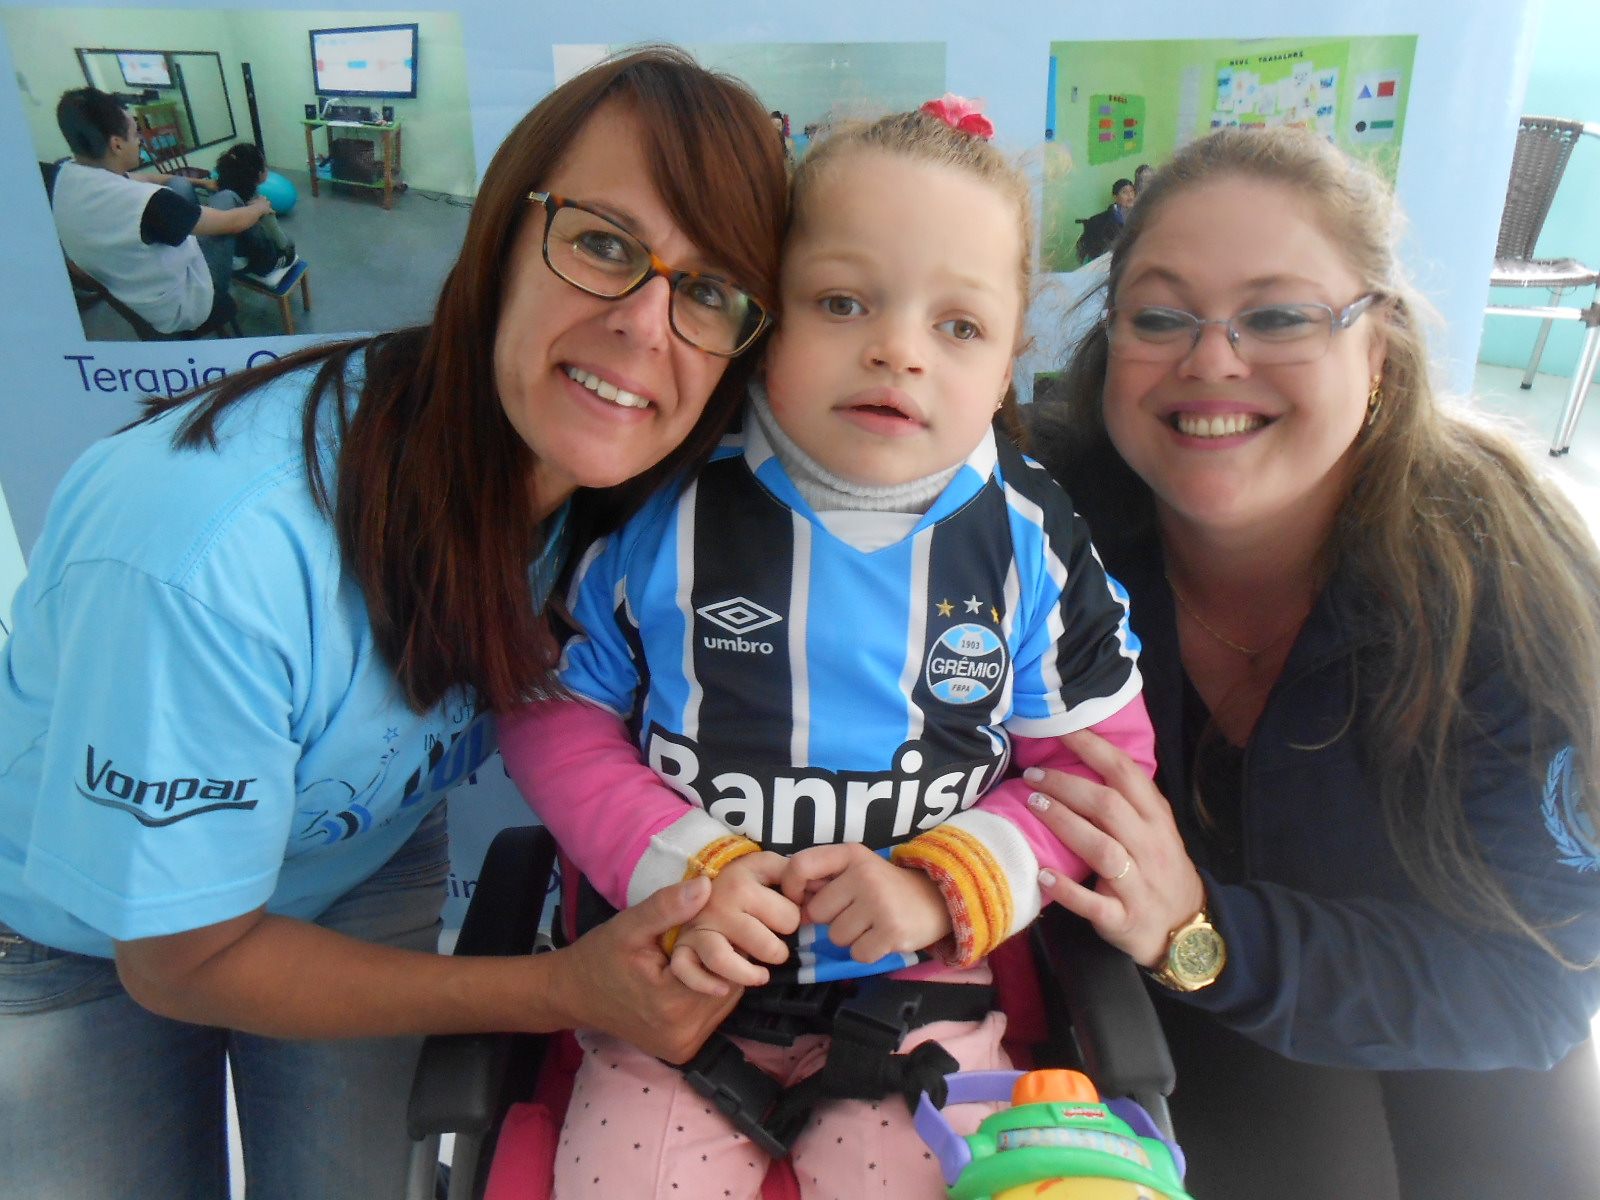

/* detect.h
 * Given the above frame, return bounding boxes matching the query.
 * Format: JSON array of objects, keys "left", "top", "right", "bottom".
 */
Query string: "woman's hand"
[
  {"left": 780, "top": 843, "right": 954, "bottom": 964},
  {"left": 668, "top": 851, "right": 801, "bottom": 996},
  {"left": 555, "top": 875, "right": 747, "bottom": 1062},
  {"left": 1027, "top": 728, "right": 1207, "bottom": 968},
  {"left": 115, "top": 874, "right": 744, "bottom": 1064}
]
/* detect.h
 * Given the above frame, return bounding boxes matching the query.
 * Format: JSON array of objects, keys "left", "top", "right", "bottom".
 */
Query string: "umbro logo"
[
  {"left": 697, "top": 596, "right": 781, "bottom": 655},
  {"left": 696, "top": 597, "right": 782, "bottom": 635}
]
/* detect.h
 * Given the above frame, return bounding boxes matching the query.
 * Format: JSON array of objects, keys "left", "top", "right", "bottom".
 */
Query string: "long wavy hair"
[
  {"left": 1044, "top": 128, "right": 1600, "bottom": 960},
  {"left": 131, "top": 46, "right": 787, "bottom": 715}
]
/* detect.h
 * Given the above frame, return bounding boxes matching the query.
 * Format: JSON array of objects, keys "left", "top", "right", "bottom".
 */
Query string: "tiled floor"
[{"left": 1469, "top": 361, "right": 1600, "bottom": 535}]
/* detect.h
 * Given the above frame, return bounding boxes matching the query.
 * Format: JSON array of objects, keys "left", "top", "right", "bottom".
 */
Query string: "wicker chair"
[{"left": 1484, "top": 115, "right": 1600, "bottom": 455}]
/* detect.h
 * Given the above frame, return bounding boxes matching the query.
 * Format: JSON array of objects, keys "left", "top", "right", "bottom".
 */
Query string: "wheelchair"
[{"left": 403, "top": 824, "right": 1178, "bottom": 1200}]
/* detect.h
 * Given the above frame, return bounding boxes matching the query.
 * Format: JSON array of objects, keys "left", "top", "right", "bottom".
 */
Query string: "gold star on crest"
[
  {"left": 991, "top": 606, "right": 1002, "bottom": 623},
  {"left": 936, "top": 599, "right": 954, "bottom": 617}
]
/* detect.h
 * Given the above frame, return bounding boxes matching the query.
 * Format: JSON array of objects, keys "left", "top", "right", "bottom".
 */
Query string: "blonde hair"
[
  {"left": 1057, "top": 128, "right": 1600, "bottom": 962},
  {"left": 789, "top": 109, "right": 1035, "bottom": 413}
]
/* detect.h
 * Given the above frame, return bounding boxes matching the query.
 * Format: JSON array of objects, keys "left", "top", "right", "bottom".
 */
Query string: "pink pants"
[{"left": 551, "top": 1011, "right": 1009, "bottom": 1199}]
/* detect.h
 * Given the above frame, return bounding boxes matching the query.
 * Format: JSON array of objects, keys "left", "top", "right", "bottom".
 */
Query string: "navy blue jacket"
[
  {"left": 1103, "top": 524, "right": 1600, "bottom": 1070},
  {"left": 1025, "top": 414, "right": 1600, "bottom": 1072}
]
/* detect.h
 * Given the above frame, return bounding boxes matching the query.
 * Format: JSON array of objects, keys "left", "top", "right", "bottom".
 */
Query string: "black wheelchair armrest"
[
  {"left": 1032, "top": 904, "right": 1177, "bottom": 1136},
  {"left": 406, "top": 824, "right": 558, "bottom": 1142},
  {"left": 451, "top": 824, "right": 558, "bottom": 958}
]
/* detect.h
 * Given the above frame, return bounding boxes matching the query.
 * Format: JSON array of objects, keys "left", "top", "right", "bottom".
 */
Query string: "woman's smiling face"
[
  {"left": 1101, "top": 175, "right": 1387, "bottom": 542},
  {"left": 494, "top": 100, "right": 736, "bottom": 518}
]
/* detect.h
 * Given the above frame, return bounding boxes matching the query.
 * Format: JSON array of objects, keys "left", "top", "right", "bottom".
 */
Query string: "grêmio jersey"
[{"left": 557, "top": 417, "right": 1143, "bottom": 862}]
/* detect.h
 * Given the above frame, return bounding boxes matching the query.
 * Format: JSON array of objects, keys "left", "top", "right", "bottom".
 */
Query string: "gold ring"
[{"left": 1111, "top": 858, "right": 1133, "bottom": 881}]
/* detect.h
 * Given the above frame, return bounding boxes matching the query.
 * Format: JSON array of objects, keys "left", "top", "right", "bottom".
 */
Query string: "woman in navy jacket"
[{"left": 1022, "top": 128, "right": 1600, "bottom": 1198}]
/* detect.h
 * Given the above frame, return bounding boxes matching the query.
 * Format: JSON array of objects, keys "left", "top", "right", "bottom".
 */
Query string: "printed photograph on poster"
[
  {"left": 1039, "top": 33, "right": 1417, "bottom": 274},
  {"left": 4, "top": 7, "right": 475, "bottom": 342},
  {"left": 556, "top": 41, "right": 946, "bottom": 163}
]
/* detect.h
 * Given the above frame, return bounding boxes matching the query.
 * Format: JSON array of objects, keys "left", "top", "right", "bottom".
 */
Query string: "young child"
[
  {"left": 501, "top": 99, "right": 1156, "bottom": 1199},
  {"left": 212, "top": 142, "right": 297, "bottom": 283}
]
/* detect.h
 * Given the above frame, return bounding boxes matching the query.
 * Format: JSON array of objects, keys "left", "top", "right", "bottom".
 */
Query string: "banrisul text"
[{"left": 644, "top": 726, "right": 1005, "bottom": 855}]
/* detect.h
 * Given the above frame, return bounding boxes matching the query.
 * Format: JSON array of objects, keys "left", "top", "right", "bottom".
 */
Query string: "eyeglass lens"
[
  {"left": 544, "top": 204, "right": 763, "bottom": 356},
  {"left": 1109, "top": 304, "right": 1340, "bottom": 365}
]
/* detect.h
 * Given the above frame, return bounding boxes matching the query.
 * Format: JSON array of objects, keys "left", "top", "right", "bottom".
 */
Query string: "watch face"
[{"left": 1172, "top": 925, "right": 1225, "bottom": 984}]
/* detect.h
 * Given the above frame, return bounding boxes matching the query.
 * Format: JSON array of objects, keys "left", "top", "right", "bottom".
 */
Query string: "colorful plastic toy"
[{"left": 914, "top": 1069, "right": 1195, "bottom": 1200}]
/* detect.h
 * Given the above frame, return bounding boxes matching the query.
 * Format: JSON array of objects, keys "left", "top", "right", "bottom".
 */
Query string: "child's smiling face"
[{"left": 762, "top": 148, "right": 1023, "bottom": 488}]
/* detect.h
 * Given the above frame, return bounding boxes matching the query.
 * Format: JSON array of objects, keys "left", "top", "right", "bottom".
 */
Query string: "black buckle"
[
  {"left": 830, "top": 980, "right": 920, "bottom": 1057},
  {"left": 763, "top": 978, "right": 964, "bottom": 1131},
  {"left": 679, "top": 1033, "right": 810, "bottom": 1158},
  {"left": 679, "top": 978, "right": 998, "bottom": 1157},
  {"left": 833, "top": 976, "right": 997, "bottom": 1033},
  {"left": 720, "top": 980, "right": 844, "bottom": 1046}
]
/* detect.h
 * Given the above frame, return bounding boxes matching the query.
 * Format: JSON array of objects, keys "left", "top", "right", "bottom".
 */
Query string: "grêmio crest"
[{"left": 925, "top": 622, "right": 1010, "bottom": 706}]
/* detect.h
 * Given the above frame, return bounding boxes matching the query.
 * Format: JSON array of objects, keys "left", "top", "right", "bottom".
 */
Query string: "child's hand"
[
  {"left": 669, "top": 851, "right": 801, "bottom": 996},
  {"left": 779, "top": 844, "right": 953, "bottom": 964}
]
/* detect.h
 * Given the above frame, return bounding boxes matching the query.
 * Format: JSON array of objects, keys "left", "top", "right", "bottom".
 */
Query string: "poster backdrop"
[
  {"left": 0, "top": 0, "right": 1538, "bottom": 926},
  {"left": 1040, "top": 34, "right": 1420, "bottom": 272}
]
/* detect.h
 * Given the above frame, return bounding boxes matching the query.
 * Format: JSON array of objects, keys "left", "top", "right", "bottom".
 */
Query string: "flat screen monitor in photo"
[
  {"left": 309, "top": 23, "right": 419, "bottom": 99},
  {"left": 117, "top": 52, "right": 171, "bottom": 88}
]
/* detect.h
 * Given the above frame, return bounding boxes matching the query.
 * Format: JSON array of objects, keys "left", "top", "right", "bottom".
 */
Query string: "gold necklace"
[{"left": 1171, "top": 576, "right": 1305, "bottom": 662}]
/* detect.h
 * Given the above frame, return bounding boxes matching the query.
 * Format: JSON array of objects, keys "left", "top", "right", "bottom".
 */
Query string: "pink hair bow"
[{"left": 920, "top": 93, "right": 995, "bottom": 140}]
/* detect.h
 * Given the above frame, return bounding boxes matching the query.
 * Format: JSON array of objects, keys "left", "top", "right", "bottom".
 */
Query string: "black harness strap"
[
  {"left": 680, "top": 1032, "right": 803, "bottom": 1159},
  {"left": 676, "top": 977, "right": 994, "bottom": 1158},
  {"left": 762, "top": 1006, "right": 960, "bottom": 1132}
]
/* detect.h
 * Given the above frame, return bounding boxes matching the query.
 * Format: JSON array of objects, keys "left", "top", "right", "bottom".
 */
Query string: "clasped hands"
[{"left": 668, "top": 844, "right": 953, "bottom": 996}]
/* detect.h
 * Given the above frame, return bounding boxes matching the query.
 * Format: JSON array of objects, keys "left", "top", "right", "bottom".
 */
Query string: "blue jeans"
[
  {"left": 164, "top": 176, "right": 238, "bottom": 331},
  {"left": 0, "top": 804, "right": 449, "bottom": 1200}
]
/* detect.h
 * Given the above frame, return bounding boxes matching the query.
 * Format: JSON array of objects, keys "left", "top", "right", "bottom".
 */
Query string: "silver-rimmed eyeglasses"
[
  {"left": 527, "top": 192, "right": 769, "bottom": 358},
  {"left": 1106, "top": 293, "right": 1383, "bottom": 365}
]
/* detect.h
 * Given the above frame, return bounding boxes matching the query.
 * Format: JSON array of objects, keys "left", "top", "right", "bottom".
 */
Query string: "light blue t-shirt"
[{"left": 0, "top": 366, "right": 496, "bottom": 957}]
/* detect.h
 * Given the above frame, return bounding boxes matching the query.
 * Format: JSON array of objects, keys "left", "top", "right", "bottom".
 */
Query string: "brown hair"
[
  {"left": 789, "top": 108, "right": 1035, "bottom": 418},
  {"left": 131, "top": 45, "right": 787, "bottom": 715},
  {"left": 1048, "top": 127, "right": 1600, "bottom": 960}
]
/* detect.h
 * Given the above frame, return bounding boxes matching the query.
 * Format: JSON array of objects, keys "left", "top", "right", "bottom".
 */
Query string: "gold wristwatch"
[{"left": 1146, "top": 907, "right": 1226, "bottom": 992}]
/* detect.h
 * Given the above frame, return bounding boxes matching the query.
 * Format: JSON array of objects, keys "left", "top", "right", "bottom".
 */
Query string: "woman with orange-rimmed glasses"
[{"left": 0, "top": 46, "right": 785, "bottom": 1200}]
